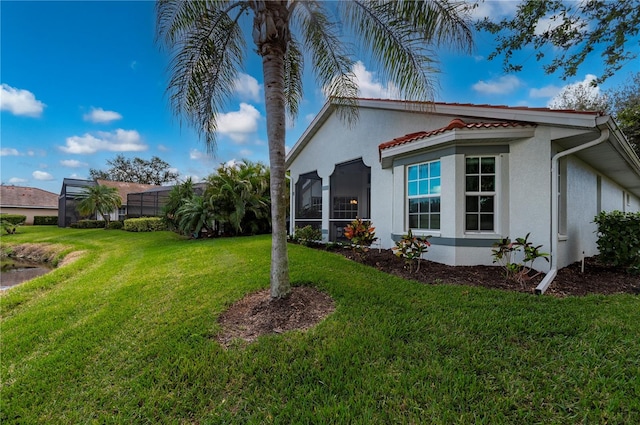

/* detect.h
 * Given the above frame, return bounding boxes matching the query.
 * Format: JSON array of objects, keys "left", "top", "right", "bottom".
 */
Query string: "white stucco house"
[{"left": 286, "top": 99, "right": 640, "bottom": 292}]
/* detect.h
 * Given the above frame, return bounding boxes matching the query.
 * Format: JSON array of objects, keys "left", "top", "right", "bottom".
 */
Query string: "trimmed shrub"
[
  {"left": 293, "top": 225, "right": 322, "bottom": 247},
  {"left": 594, "top": 210, "right": 640, "bottom": 272},
  {"left": 124, "top": 217, "right": 167, "bottom": 232},
  {"left": 34, "top": 216, "right": 58, "bottom": 225},
  {"left": 75, "top": 220, "right": 106, "bottom": 229},
  {"left": 107, "top": 220, "right": 124, "bottom": 230},
  {"left": 1, "top": 214, "right": 26, "bottom": 225}
]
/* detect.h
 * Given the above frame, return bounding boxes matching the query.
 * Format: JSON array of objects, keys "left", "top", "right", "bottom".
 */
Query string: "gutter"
[{"left": 535, "top": 128, "right": 610, "bottom": 295}]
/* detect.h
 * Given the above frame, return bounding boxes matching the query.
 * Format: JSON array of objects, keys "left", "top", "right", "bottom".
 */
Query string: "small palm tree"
[
  {"left": 176, "top": 195, "right": 216, "bottom": 238},
  {"left": 206, "top": 160, "right": 270, "bottom": 235},
  {"left": 156, "top": 0, "right": 473, "bottom": 298},
  {"left": 77, "top": 184, "right": 122, "bottom": 228}
]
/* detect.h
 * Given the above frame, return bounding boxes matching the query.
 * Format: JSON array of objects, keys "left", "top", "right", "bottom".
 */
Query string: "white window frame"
[
  {"left": 406, "top": 159, "right": 441, "bottom": 231},
  {"left": 464, "top": 155, "right": 499, "bottom": 234}
]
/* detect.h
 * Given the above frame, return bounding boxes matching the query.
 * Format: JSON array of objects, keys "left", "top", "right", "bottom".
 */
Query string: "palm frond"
[
  {"left": 292, "top": 1, "right": 359, "bottom": 124},
  {"left": 283, "top": 38, "right": 304, "bottom": 121},
  {"left": 157, "top": 1, "right": 248, "bottom": 153},
  {"left": 338, "top": 0, "right": 472, "bottom": 103}
]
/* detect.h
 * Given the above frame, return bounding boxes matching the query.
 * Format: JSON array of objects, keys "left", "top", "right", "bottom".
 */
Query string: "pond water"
[{"left": 1, "top": 259, "right": 52, "bottom": 290}]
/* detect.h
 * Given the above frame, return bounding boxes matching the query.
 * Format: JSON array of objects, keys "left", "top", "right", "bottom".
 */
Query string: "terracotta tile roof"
[
  {"left": 96, "top": 179, "right": 161, "bottom": 204},
  {"left": 0, "top": 186, "right": 58, "bottom": 208},
  {"left": 379, "top": 118, "right": 536, "bottom": 152}
]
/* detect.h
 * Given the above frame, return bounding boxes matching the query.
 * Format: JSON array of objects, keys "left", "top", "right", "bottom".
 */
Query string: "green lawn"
[{"left": 1, "top": 227, "right": 639, "bottom": 424}]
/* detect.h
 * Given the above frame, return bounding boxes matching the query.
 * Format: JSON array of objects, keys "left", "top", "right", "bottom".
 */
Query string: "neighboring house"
[
  {"left": 286, "top": 99, "right": 640, "bottom": 292},
  {"left": 0, "top": 185, "right": 58, "bottom": 224},
  {"left": 58, "top": 178, "right": 159, "bottom": 227}
]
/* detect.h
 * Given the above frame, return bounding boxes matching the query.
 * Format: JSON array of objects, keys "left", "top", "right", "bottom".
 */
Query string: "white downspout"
[{"left": 535, "top": 128, "right": 610, "bottom": 295}]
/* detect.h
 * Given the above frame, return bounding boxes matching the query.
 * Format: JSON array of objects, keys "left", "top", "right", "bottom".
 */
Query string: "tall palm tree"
[
  {"left": 77, "top": 184, "right": 122, "bottom": 228},
  {"left": 156, "top": 0, "right": 473, "bottom": 298}
]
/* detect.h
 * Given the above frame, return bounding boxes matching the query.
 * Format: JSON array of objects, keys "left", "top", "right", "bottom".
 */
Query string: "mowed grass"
[{"left": 1, "top": 227, "right": 639, "bottom": 424}]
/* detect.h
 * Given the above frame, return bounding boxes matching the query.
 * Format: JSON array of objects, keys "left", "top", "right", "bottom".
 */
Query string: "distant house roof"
[
  {"left": 96, "top": 179, "right": 161, "bottom": 204},
  {"left": 0, "top": 186, "right": 58, "bottom": 208}
]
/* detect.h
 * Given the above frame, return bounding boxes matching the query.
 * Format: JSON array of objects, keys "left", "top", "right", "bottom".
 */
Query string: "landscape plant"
[
  {"left": 76, "top": 184, "right": 122, "bottom": 229},
  {"left": 594, "top": 210, "right": 640, "bottom": 273},
  {"left": 176, "top": 195, "right": 216, "bottom": 238},
  {"left": 491, "top": 233, "right": 549, "bottom": 285},
  {"left": 344, "top": 217, "right": 377, "bottom": 258},
  {"left": 293, "top": 225, "right": 322, "bottom": 247},
  {"left": 123, "top": 217, "right": 167, "bottom": 232},
  {"left": 33, "top": 216, "right": 58, "bottom": 226},
  {"left": 1, "top": 219, "right": 20, "bottom": 235},
  {"left": 393, "top": 229, "right": 432, "bottom": 273}
]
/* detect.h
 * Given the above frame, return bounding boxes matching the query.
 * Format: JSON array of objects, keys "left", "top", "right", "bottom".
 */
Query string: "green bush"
[
  {"left": 594, "top": 210, "right": 640, "bottom": 272},
  {"left": 74, "top": 219, "right": 106, "bottom": 229},
  {"left": 0, "top": 214, "right": 26, "bottom": 225},
  {"left": 293, "top": 225, "right": 322, "bottom": 246},
  {"left": 107, "top": 220, "right": 124, "bottom": 230},
  {"left": 124, "top": 217, "right": 167, "bottom": 232},
  {"left": 33, "top": 216, "right": 58, "bottom": 225}
]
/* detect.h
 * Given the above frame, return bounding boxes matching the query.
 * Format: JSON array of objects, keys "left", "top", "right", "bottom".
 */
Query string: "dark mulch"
[{"left": 340, "top": 248, "right": 640, "bottom": 297}]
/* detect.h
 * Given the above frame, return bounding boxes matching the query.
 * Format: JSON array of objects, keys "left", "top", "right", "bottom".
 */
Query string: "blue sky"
[{"left": 2, "top": 1, "right": 638, "bottom": 194}]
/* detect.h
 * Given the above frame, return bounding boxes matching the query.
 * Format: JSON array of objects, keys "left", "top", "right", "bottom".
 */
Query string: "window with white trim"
[
  {"left": 465, "top": 156, "right": 495, "bottom": 232},
  {"left": 407, "top": 160, "right": 441, "bottom": 230}
]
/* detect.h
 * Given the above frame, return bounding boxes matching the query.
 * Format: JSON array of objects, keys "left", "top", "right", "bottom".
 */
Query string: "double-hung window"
[
  {"left": 407, "top": 160, "right": 441, "bottom": 230},
  {"left": 465, "top": 156, "right": 496, "bottom": 232}
]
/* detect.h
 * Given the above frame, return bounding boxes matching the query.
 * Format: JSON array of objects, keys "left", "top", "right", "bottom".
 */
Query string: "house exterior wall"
[{"left": 288, "top": 103, "right": 640, "bottom": 271}]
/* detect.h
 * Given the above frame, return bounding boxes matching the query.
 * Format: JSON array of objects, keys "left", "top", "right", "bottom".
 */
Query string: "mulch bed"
[{"left": 340, "top": 248, "right": 640, "bottom": 297}]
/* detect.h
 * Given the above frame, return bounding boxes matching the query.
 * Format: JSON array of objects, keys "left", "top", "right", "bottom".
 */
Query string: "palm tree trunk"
[{"left": 253, "top": 1, "right": 291, "bottom": 298}]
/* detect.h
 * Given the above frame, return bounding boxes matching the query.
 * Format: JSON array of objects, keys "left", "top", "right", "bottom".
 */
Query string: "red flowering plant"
[
  {"left": 344, "top": 217, "right": 377, "bottom": 258},
  {"left": 392, "top": 229, "right": 431, "bottom": 273}
]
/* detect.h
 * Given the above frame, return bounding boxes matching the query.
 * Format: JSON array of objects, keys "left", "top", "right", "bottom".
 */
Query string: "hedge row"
[
  {"left": 71, "top": 220, "right": 106, "bottom": 229},
  {"left": 34, "top": 216, "right": 58, "bottom": 225},
  {"left": 123, "top": 217, "right": 166, "bottom": 232},
  {"left": 0, "top": 214, "right": 26, "bottom": 225}
]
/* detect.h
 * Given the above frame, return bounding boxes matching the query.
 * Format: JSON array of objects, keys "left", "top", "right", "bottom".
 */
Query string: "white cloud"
[
  {"left": 352, "top": 61, "right": 401, "bottom": 99},
  {"left": 239, "top": 149, "right": 253, "bottom": 157},
  {"left": 0, "top": 84, "right": 46, "bottom": 117},
  {"left": 83, "top": 107, "right": 122, "bottom": 124},
  {"left": 157, "top": 144, "right": 169, "bottom": 152},
  {"left": 69, "top": 173, "right": 83, "bottom": 179},
  {"left": 216, "top": 103, "right": 261, "bottom": 143},
  {"left": 32, "top": 171, "right": 54, "bottom": 181},
  {"left": 8, "top": 177, "right": 28, "bottom": 184},
  {"left": 60, "top": 129, "right": 147, "bottom": 154},
  {"left": 60, "top": 159, "right": 88, "bottom": 168},
  {"left": 189, "top": 149, "right": 207, "bottom": 160},
  {"left": 1, "top": 148, "right": 19, "bottom": 156},
  {"left": 234, "top": 73, "right": 262, "bottom": 102},
  {"left": 529, "top": 84, "right": 561, "bottom": 99},
  {"left": 472, "top": 75, "right": 522, "bottom": 95},
  {"left": 466, "top": 0, "right": 519, "bottom": 21}
]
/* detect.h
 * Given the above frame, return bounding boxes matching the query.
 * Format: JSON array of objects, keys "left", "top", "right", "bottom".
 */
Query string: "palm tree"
[
  {"left": 176, "top": 195, "right": 217, "bottom": 237},
  {"left": 76, "top": 184, "right": 122, "bottom": 228},
  {"left": 206, "top": 160, "right": 271, "bottom": 235},
  {"left": 156, "top": 0, "right": 473, "bottom": 298}
]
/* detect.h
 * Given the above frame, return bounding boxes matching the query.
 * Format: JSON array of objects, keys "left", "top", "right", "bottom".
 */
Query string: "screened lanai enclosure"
[
  {"left": 58, "top": 178, "right": 97, "bottom": 227},
  {"left": 293, "top": 158, "right": 371, "bottom": 242},
  {"left": 126, "top": 183, "right": 206, "bottom": 218},
  {"left": 126, "top": 186, "right": 171, "bottom": 218}
]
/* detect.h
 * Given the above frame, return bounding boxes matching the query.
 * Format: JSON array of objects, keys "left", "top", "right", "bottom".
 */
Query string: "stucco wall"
[{"left": 288, "top": 106, "right": 640, "bottom": 271}]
